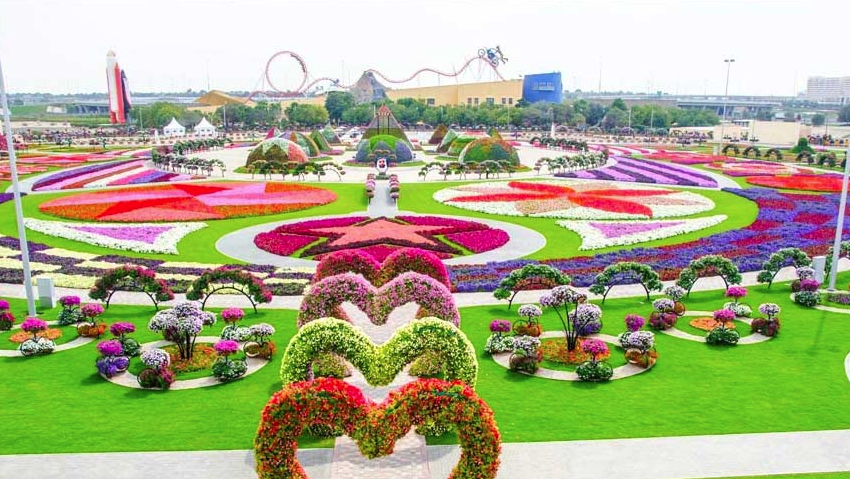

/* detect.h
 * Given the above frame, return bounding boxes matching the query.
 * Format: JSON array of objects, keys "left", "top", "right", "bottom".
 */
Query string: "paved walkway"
[
  {"left": 4, "top": 429, "right": 849, "bottom": 479},
  {"left": 366, "top": 181, "right": 399, "bottom": 217},
  {"left": 2, "top": 262, "right": 846, "bottom": 312}
]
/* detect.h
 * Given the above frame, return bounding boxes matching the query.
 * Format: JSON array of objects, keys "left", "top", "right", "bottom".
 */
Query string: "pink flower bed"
[
  {"left": 446, "top": 229, "right": 510, "bottom": 253},
  {"left": 255, "top": 215, "right": 508, "bottom": 261}
]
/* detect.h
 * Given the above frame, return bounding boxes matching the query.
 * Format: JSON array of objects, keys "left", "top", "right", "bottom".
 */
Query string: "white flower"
[
  {"left": 24, "top": 219, "right": 207, "bottom": 255},
  {"left": 558, "top": 215, "right": 727, "bottom": 250}
]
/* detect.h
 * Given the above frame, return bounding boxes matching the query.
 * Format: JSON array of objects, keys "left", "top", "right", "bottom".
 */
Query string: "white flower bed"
[
  {"left": 24, "top": 219, "right": 207, "bottom": 254},
  {"left": 558, "top": 215, "right": 727, "bottom": 250}
]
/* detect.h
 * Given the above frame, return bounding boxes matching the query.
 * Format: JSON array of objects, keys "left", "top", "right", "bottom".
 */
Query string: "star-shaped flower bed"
[
  {"left": 434, "top": 180, "right": 714, "bottom": 219},
  {"left": 253, "top": 215, "right": 509, "bottom": 261}
]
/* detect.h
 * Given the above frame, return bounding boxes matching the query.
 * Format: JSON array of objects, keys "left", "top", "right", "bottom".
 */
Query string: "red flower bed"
[
  {"left": 254, "top": 378, "right": 501, "bottom": 479},
  {"left": 38, "top": 182, "right": 337, "bottom": 222},
  {"left": 794, "top": 212, "right": 833, "bottom": 224},
  {"left": 746, "top": 175, "right": 844, "bottom": 192}
]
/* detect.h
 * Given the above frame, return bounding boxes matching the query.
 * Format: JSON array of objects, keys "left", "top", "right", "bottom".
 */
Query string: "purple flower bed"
[
  {"left": 449, "top": 188, "right": 850, "bottom": 292},
  {"left": 0, "top": 193, "right": 25, "bottom": 205},
  {"left": 557, "top": 156, "right": 718, "bottom": 187},
  {"left": 31, "top": 159, "right": 137, "bottom": 191}
]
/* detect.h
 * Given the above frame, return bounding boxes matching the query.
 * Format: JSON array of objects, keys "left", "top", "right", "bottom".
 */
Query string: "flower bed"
[
  {"left": 434, "top": 180, "right": 715, "bottom": 219},
  {"left": 38, "top": 182, "right": 337, "bottom": 221},
  {"left": 23, "top": 219, "right": 206, "bottom": 254},
  {"left": 745, "top": 175, "right": 844, "bottom": 192},
  {"left": 643, "top": 150, "right": 733, "bottom": 165},
  {"left": 0, "top": 235, "right": 312, "bottom": 295},
  {"left": 558, "top": 156, "right": 718, "bottom": 187},
  {"left": 254, "top": 215, "right": 509, "bottom": 261},
  {"left": 449, "top": 187, "right": 850, "bottom": 291},
  {"left": 32, "top": 159, "right": 200, "bottom": 191},
  {"left": 704, "top": 160, "right": 813, "bottom": 177},
  {"left": 558, "top": 215, "right": 727, "bottom": 250}
]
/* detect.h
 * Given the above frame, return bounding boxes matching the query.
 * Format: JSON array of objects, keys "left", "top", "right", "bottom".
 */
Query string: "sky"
[{"left": 1, "top": 0, "right": 848, "bottom": 96}]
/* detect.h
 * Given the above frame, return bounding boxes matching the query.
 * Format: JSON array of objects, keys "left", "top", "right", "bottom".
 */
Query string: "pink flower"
[
  {"left": 725, "top": 286, "right": 747, "bottom": 300},
  {"left": 221, "top": 308, "right": 244, "bottom": 323},
  {"left": 21, "top": 318, "right": 49, "bottom": 333},
  {"left": 713, "top": 309, "right": 736, "bottom": 322},
  {"left": 214, "top": 340, "right": 240, "bottom": 356}
]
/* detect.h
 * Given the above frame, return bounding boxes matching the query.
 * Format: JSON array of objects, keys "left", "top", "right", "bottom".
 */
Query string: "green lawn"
[
  {"left": 1, "top": 179, "right": 757, "bottom": 264},
  {"left": 1, "top": 280, "right": 849, "bottom": 454},
  {"left": 399, "top": 180, "right": 759, "bottom": 260}
]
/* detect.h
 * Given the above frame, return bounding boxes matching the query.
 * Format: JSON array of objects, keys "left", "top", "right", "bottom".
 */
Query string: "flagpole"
[{"left": 0, "top": 38, "right": 37, "bottom": 316}]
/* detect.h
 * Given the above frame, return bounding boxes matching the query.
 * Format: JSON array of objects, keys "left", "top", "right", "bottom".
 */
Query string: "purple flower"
[
  {"left": 714, "top": 309, "right": 736, "bottom": 322},
  {"left": 109, "top": 322, "right": 135, "bottom": 336},
  {"left": 582, "top": 338, "right": 609, "bottom": 358},
  {"left": 214, "top": 340, "right": 240, "bottom": 356},
  {"left": 97, "top": 339, "right": 124, "bottom": 357},
  {"left": 725, "top": 286, "right": 748, "bottom": 299},
  {"left": 0, "top": 299, "right": 9, "bottom": 310},
  {"left": 59, "top": 296, "right": 81, "bottom": 307},
  {"left": 489, "top": 319, "right": 512, "bottom": 333},
  {"left": 21, "top": 318, "right": 48, "bottom": 333},
  {"left": 221, "top": 308, "right": 244, "bottom": 323},
  {"left": 625, "top": 314, "right": 645, "bottom": 332},
  {"left": 81, "top": 303, "right": 105, "bottom": 319},
  {"left": 800, "top": 279, "right": 820, "bottom": 292}
]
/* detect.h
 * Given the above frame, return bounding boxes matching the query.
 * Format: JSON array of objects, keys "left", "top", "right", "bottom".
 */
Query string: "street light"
[
  {"left": 719, "top": 58, "right": 735, "bottom": 150},
  {"left": 828, "top": 144, "right": 850, "bottom": 290},
  {"left": 0, "top": 37, "right": 36, "bottom": 316}
]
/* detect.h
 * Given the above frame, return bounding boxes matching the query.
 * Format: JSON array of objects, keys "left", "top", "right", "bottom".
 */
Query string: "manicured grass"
[
  {"left": 398, "top": 180, "right": 759, "bottom": 260},
  {"left": 702, "top": 474, "right": 850, "bottom": 479},
  {"left": 2, "top": 281, "right": 849, "bottom": 454},
  {"left": 0, "top": 182, "right": 367, "bottom": 264},
  {"left": 2, "top": 180, "right": 756, "bottom": 264}
]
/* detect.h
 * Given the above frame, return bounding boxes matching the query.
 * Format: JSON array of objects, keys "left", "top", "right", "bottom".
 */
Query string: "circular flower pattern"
[{"left": 434, "top": 180, "right": 714, "bottom": 219}]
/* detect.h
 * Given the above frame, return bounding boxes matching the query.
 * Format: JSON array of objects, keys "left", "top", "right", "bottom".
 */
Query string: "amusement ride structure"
[{"left": 246, "top": 47, "right": 508, "bottom": 101}]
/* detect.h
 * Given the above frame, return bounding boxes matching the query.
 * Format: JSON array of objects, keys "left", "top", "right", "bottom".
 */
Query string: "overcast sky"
[{"left": 1, "top": 0, "right": 847, "bottom": 96}]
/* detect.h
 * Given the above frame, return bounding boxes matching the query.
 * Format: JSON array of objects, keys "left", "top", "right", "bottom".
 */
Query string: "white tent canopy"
[
  {"left": 193, "top": 117, "right": 216, "bottom": 137},
  {"left": 163, "top": 117, "right": 185, "bottom": 137}
]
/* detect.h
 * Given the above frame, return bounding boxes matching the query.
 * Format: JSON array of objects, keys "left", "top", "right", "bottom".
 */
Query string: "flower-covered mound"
[
  {"left": 0, "top": 234, "right": 313, "bottom": 295},
  {"left": 745, "top": 174, "right": 844, "bottom": 192},
  {"left": 643, "top": 150, "right": 733, "bottom": 165},
  {"left": 245, "top": 137, "right": 309, "bottom": 166},
  {"left": 23, "top": 219, "right": 206, "bottom": 254},
  {"left": 434, "top": 180, "right": 715, "bottom": 219},
  {"left": 458, "top": 138, "right": 520, "bottom": 165},
  {"left": 704, "top": 160, "right": 814, "bottom": 177},
  {"left": 558, "top": 215, "right": 727, "bottom": 250},
  {"left": 254, "top": 215, "right": 509, "bottom": 261},
  {"left": 31, "top": 159, "right": 201, "bottom": 191},
  {"left": 450, "top": 187, "right": 850, "bottom": 291},
  {"left": 38, "top": 182, "right": 337, "bottom": 222},
  {"left": 559, "top": 156, "right": 718, "bottom": 187},
  {"left": 354, "top": 135, "right": 413, "bottom": 164}
]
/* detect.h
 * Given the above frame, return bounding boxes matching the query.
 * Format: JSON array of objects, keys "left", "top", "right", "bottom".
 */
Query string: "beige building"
[
  {"left": 671, "top": 120, "right": 812, "bottom": 145},
  {"left": 385, "top": 79, "right": 523, "bottom": 107},
  {"left": 191, "top": 90, "right": 255, "bottom": 114}
]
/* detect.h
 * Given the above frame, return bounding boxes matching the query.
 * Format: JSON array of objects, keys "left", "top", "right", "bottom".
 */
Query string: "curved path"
[
  {"left": 0, "top": 320, "right": 96, "bottom": 357},
  {"left": 658, "top": 311, "right": 772, "bottom": 344},
  {"left": 490, "top": 331, "right": 653, "bottom": 381},
  {"left": 102, "top": 335, "right": 270, "bottom": 390},
  {"left": 215, "top": 212, "right": 546, "bottom": 268}
]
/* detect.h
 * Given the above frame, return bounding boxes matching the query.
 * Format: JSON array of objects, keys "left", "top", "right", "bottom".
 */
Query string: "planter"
[
  {"left": 673, "top": 301, "right": 687, "bottom": 316},
  {"left": 509, "top": 353, "right": 539, "bottom": 374},
  {"left": 513, "top": 321, "right": 542, "bottom": 337},
  {"left": 244, "top": 341, "right": 276, "bottom": 359},
  {"left": 77, "top": 322, "right": 107, "bottom": 338},
  {"left": 624, "top": 348, "right": 657, "bottom": 369},
  {"left": 0, "top": 319, "right": 12, "bottom": 331}
]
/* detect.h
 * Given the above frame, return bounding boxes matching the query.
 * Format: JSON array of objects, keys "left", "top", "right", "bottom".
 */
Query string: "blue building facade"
[{"left": 522, "top": 72, "right": 563, "bottom": 104}]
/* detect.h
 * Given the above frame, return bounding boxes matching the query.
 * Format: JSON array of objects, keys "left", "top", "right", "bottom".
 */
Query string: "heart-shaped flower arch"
[
  {"left": 313, "top": 248, "right": 451, "bottom": 288},
  {"left": 298, "top": 272, "right": 460, "bottom": 327},
  {"left": 280, "top": 318, "right": 477, "bottom": 386},
  {"left": 254, "top": 377, "right": 501, "bottom": 479}
]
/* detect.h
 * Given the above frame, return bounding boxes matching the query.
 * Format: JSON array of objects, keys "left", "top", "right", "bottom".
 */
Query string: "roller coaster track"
[{"left": 245, "top": 52, "right": 505, "bottom": 103}]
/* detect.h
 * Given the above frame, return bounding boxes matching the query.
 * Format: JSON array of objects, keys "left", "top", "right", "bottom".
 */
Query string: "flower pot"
[
  {"left": 524, "top": 323, "right": 542, "bottom": 337},
  {"left": 77, "top": 322, "right": 106, "bottom": 338},
  {"left": 244, "top": 341, "right": 275, "bottom": 359},
  {"left": 673, "top": 301, "right": 686, "bottom": 316}
]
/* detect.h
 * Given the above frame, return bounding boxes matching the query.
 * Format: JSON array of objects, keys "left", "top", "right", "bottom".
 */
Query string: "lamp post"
[
  {"left": 719, "top": 58, "right": 735, "bottom": 150},
  {"left": 0, "top": 39, "right": 36, "bottom": 316},
  {"left": 827, "top": 144, "right": 850, "bottom": 290}
]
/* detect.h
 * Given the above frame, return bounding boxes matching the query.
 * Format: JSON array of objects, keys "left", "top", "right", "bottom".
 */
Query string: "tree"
[
  {"left": 285, "top": 103, "right": 329, "bottom": 126},
  {"left": 838, "top": 105, "right": 850, "bottom": 123},
  {"left": 586, "top": 103, "right": 606, "bottom": 126},
  {"left": 755, "top": 109, "right": 774, "bottom": 121},
  {"left": 811, "top": 113, "right": 826, "bottom": 126},
  {"left": 324, "top": 92, "right": 354, "bottom": 123},
  {"left": 610, "top": 98, "right": 628, "bottom": 111},
  {"left": 601, "top": 107, "right": 628, "bottom": 129}
]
